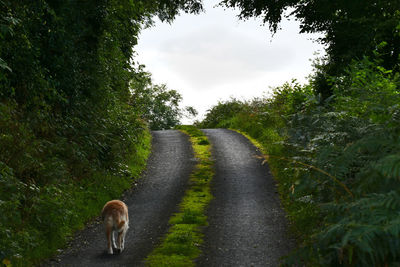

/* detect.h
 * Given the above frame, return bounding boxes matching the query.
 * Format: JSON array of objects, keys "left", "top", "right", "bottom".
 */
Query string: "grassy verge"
[
  {"left": 145, "top": 125, "right": 214, "bottom": 267},
  {"left": 230, "top": 129, "right": 267, "bottom": 154}
]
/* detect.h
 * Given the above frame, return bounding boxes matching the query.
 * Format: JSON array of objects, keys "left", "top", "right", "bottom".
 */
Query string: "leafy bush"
[
  {"left": 0, "top": 103, "right": 151, "bottom": 264},
  {"left": 200, "top": 98, "right": 248, "bottom": 128}
]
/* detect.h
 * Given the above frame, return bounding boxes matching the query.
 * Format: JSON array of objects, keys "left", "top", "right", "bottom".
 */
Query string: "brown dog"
[{"left": 101, "top": 200, "right": 129, "bottom": 254}]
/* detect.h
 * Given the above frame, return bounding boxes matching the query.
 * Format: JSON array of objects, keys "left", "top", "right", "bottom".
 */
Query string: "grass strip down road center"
[{"left": 145, "top": 126, "right": 214, "bottom": 267}]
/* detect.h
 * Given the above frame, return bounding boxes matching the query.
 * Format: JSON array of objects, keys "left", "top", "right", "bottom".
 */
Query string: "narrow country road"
[
  {"left": 46, "top": 130, "right": 195, "bottom": 267},
  {"left": 45, "top": 128, "right": 294, "bottom": 267},
  {"left": 197, "top": 129, "right": 295, "bottom": 267}
]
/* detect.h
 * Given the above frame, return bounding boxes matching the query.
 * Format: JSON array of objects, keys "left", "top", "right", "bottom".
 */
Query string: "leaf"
[
  {"left": 0, "top": 57, "right": 12, "bottom": 72},
  {"left": 373, "top": 154, "right": 400, "bottom": 180},
  {"left": 2, "top": 258, "right": 12, "bottom": 267}
]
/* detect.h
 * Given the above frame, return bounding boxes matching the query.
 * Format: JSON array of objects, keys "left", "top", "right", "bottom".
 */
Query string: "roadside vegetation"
[
  {"left": 146, "top": 125, "right": 214, "bottom": 267},
  {"left": 0, "top": 1, "right": 201, "bottom": 265},
  {"left": 199, "top": 1, "right": 400, "bottom": 265},
  {"left": 200, "top": 54, "right": 400, "bottom": 265}
]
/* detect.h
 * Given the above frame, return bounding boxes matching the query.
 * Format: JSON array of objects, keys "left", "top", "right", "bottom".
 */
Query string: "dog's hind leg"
[{"left": 105, "top": 225, "right": 113, "bottom": 254}]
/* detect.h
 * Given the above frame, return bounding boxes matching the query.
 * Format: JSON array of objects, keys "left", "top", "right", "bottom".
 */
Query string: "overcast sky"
[{"left": 135, "top": 0, "right": 324, "bottom": 123}]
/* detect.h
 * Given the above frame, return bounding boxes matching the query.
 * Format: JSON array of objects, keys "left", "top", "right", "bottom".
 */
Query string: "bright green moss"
[{"left": 145, "top": 126, "right": 214, "bottom": 267}]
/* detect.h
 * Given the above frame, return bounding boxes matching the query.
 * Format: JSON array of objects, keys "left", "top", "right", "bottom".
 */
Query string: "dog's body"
[{"left": 101, "top": 200, "right": 129, "bottom": 254}]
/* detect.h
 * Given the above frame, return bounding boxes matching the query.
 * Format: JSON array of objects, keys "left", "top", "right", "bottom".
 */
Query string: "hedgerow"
[
  {"left": 200, "top": 53, "right": 400, "bottom": 265},
  {"left": 0, "top": 1, "right": 201, "bottom": 265}
]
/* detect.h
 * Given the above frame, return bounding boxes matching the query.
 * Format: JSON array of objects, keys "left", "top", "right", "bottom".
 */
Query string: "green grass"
[
  {"left": 230, "top": 128, "right": 267, "bottom": 154},
  {"left": 145, "top": 125, "right": 214, "bottom": 267}
]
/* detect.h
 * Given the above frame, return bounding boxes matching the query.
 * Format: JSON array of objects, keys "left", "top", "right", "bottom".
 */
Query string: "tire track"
[{"left": 197, "top": 129, "right": 295, "bottom": 267}]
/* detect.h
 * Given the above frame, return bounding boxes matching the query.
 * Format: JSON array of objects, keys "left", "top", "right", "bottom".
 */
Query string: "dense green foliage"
[
  {"left": 201, "top": 53, "right": 400, "bottom": 265},
  {"left": 146, "top": 125, "right": 213, "bottom": 266},
  {"left": 0, "top": 0, "right": 202, "bottom": 265},
  {"left": 219, "top": 0, "right": 400, "bottom": 98},
  {"left": 202, "top": 2, "right": 400, "bottom": 265}
]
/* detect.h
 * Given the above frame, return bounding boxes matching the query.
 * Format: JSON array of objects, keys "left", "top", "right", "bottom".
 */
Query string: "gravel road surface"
[
  {"left": 197, "top": 129, "right": 295, "bottom": 267},
  {"left": 46, "top": 130, "right": 195, "bottom": 267}
]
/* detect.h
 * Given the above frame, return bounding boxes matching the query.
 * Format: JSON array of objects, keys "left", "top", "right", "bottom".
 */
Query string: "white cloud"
[
  {"left": 157, "top": 25, "right": 296, "bottom": 89},
  {"left": 135, "top": 0, "right": 324, "bottom": 123}
]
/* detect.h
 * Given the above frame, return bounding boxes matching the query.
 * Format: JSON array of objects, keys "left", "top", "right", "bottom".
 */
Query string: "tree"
[
  {"left": 219, "top": 0, "right": 400, "bottom": 98},
  {"left": 130, "top": 69, "right": 197, "bottom": 130}
]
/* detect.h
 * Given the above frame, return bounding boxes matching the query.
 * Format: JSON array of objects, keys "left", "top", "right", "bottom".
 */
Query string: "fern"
[
  {"left": 373, "top": 155, "right": 400, "bottom": 180},
  {"left": 314, "top": 191, "right": 400, "bottom": 266}
]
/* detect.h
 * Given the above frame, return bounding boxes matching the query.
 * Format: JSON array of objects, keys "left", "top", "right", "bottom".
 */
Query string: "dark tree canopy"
[
  {"left": 220, "top": 0, "right": 400, "bottom": 97},
  {"left": 145, "top": 0, "right": 203, "bottom": 22}
]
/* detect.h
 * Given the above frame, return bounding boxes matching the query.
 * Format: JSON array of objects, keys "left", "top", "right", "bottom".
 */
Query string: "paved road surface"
[
  {"left": 46, "top": 129, "right": 294, "bottom": 267},
  {"left": 197, "top": 129, "right": 295, "bottom": 267}
]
